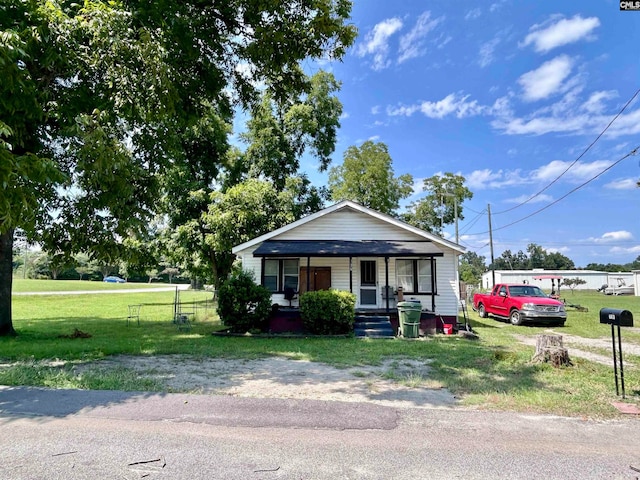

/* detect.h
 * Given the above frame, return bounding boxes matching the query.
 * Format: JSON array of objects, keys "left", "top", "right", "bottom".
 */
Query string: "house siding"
[{"left": 276, "top": 209, "right": 440, "bottom": 250}]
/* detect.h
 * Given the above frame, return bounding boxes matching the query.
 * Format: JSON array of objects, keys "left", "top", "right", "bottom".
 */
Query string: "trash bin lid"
[{"left": 397, "top": 301, "right": 422, "bottom": 310}]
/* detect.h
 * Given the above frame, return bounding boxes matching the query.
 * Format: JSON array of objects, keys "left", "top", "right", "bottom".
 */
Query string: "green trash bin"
[{"left": 397, "top": 301, "right": 422, "bottom": 338}]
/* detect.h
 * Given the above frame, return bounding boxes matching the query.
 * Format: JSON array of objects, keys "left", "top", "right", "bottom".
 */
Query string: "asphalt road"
[{"left": 1, "top": 386, "right": 639, "bottom": 479}]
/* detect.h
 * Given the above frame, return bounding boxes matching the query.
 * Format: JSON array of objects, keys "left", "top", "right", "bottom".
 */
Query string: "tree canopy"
[
  {"left": 328, "top": 140, "right": 413, "bottom": 216},
  {"left": 163, "top": 70, "right": 342, "bottom": 287},
  {"left": 0, "top": 0, "right": 357, "bottom": 335},
  {"left": 402, "top": 173, "right": 473, "bottom": 236},
  {"left": 490, "top": 243, "right": 575, "bottom": 270}
]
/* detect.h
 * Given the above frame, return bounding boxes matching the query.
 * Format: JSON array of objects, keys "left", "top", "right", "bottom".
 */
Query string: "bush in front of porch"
[
  {"left": 217, "top": 270, "right": 271, "bottom": 333},
  {"left": 299, "top": 290, "right": 356, "bottom": 335}
]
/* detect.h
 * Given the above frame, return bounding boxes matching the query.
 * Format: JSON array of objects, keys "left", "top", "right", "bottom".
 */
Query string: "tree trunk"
[
  {"left": 532, "top": 334, "right": 572, "bottom": 367},
  {"left": 0, "top": 229, "right": 17, "bottom": 336}
]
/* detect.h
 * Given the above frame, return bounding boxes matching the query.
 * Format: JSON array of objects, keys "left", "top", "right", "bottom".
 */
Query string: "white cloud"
[
  {"left": 605, "top": 108, "right": 640, "bottom": 137},
  {"left": 589, "top": 231, "right": 634, "bottom": 243},
  {"left": 465, "top": 8, "right": 481, "bottom": 20},
  {"left": 387, "top": 93, "right": 487, "bottom": 119},
  {"left": 521, "top": 15, "right": 600, "bottom": 53},
  {"left": 436, "top": 34, "right": 452, "bottom": 49},
  {"left": 547, "top": 246, "right": 571, "bottom": 254},
  {"left": 581, "top": 90, "right": 618, "bottom": 114},
  {"left": 532, "top": 159, "right": 613, "bottom": 183},
  {"left": 518, "top": 55, "right": 573, "bottom": 102},
  {"left": 465, "top": 168, "right": 528, "bottom": 190},
  {"left": 465, "top": 158, "right": 617, "bottom": 191},
  {"left": 371, "top": 105, "right": 381, "bottom": 115},
  {"left": 339, "top": 112, "right": 350, "bottom": 120},
  {"left": 398, "top": 12, "right": 443, "bottom": 64},
  {"left": 478, "top": 37, "right": 500, "bottom": 68},
  {"left": 356, "top": 18, "right": 403, "bottom": 70},
  {"left": 605, "top": 178, "right": 639, "bottom": 190}
]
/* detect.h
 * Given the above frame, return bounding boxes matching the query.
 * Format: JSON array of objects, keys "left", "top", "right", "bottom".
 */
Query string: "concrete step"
[
  {"left": 354, "top": 321, "right": 393, "bottom": 329},
  {"left": 354, "top": 315, "right": 391, "bottom": 323},
  {"left": 354, "top": 329, "right": 396, "bottom": 339}
]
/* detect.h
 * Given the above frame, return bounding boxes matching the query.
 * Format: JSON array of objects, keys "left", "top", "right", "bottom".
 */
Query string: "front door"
[
  {"left": 359, "top": 260, "right": 377, "bottom": 307},
  {"left": 299, "top": 267, "right": 331, "bottom": 293}
]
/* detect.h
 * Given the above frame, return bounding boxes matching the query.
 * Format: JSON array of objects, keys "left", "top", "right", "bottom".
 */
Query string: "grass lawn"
[
  {"left": 11, "top": 278, "right": 179, "bottom": 292},
  {"left": 1, "top": 286, "right": 640, "bottom": 418}
]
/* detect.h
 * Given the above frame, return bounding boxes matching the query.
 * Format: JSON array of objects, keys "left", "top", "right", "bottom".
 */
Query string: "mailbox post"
[{"left": 599, "top": 308, "right": 634, "bottom": 398}]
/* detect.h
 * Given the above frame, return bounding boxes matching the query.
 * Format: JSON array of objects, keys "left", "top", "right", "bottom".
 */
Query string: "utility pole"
[{"left": 488, "top": 203, "right": 495, "bottom": 287}]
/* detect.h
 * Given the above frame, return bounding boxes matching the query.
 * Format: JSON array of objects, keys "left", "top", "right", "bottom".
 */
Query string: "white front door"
[{"left": 359, "top": 260, "right": 377, "bottom": 307}]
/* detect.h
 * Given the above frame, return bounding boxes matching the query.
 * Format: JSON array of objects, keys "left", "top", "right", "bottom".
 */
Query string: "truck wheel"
[
  {"left": 478, "top": 304, "right": 487, "bottom": 318},
  {"left": 510, "top": 309, "right": 523, "bottom": 326}
]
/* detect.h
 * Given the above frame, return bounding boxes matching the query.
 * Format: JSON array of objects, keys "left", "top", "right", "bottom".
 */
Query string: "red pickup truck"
[{"left": 473, "top": 283, "right": 566, "bottom": 326}]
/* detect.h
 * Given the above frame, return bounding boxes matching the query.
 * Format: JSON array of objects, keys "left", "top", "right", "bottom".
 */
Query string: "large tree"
[
  {"left": 328, "top": 140, "right": 413, "bottom": 216},
  {"left": 0, "top": 0, "right": 356, "bottom": 336},
  {"left": 162, "top": 70, "right": 342, "bottom": 287},
  {"left": 402, "top": 173, "right": 473, "bottom": 236}
]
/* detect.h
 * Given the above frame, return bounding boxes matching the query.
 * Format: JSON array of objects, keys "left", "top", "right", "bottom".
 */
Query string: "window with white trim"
[
  {"left": 395, "top": 259, "right": 435, "bottom": 294},
  {"left": 263, "top": 259, "right": 299, "bottom": 292}
]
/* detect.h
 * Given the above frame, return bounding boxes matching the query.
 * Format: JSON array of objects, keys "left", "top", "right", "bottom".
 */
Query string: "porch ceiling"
[{"left": 252, "top": 240, "right": 444, "bottom": 257}]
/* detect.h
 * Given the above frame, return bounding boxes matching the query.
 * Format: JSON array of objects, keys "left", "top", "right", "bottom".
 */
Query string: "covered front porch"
[{"left": 254, "top": 239, "right": 443, "bottom": 313}]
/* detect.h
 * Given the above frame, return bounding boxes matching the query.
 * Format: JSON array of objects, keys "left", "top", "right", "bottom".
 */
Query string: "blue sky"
[{"left": 300, "top": 0, "right": 640, "bottom": 268}]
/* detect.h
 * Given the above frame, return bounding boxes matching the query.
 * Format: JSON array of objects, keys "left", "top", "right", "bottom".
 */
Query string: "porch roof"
[{"left": 252, "top": 240, "right": 444, "bottom": 258}]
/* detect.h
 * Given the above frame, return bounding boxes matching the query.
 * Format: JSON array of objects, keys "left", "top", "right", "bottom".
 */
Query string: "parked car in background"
[
  {"left": 472, "top": 283, "right": 566, "bottom": 326},
  {"left": 103, "top": 276, "right": 126, "bottom": 283}
]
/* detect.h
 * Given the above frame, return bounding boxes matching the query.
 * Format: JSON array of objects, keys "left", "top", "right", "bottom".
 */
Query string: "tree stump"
[{"left": 531, "top": 334, "right": 572, "bottom": 367}]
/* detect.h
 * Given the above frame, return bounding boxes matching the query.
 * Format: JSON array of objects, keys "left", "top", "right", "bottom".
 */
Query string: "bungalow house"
[{"left": 232, "top": 200, "right": 465, "bottom": 333}]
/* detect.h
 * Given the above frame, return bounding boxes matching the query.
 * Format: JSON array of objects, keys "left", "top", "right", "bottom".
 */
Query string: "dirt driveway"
[{"left": 81, "top": 355, "right": 458, "bottom": 409}]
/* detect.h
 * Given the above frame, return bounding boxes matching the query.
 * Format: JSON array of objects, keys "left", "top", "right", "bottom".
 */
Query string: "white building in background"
[{"left": 481, "top": 269, "right": 636, "bottom": 296}]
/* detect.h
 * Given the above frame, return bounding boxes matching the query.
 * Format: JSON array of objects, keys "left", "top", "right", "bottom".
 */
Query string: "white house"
[{"left": 232, "top": 200, "right": 465, "bottom": 322}]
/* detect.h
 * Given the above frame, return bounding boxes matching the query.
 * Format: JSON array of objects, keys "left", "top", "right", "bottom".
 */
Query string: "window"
[
  {"left": 263, "top": 259, "right": 299, "bottom": 292},
  {"left": 283, "top": 259, "right": 299, "bottom": 290},
  {"left": 395, "top": 259, "right": 436, "bottom": 294}
]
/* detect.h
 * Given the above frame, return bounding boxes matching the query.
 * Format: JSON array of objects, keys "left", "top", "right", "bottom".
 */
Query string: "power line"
[
  {"left": 467, "top": 145, "right": 639, "bottom": 236},
  {"left": 492, "top": 87, "right": 640, "bottom": 215},
  {"left": 459, "top": 209, "right": 486, "bottom": 235}
]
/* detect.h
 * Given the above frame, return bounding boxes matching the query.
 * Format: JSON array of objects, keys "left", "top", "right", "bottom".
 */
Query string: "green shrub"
[
  {"left": 217, "top": 270, "right": 272, "bottom": 333},
  {"left": 299, "top": 290, "right": 356, "bottom": 335}
]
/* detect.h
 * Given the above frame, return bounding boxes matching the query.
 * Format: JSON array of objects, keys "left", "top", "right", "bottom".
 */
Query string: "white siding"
[{"left": 276, "top": 209, "right": 438, "bottom": 248}]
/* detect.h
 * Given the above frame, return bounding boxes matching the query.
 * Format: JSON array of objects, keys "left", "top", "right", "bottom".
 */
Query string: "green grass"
[
  {"left": 1, "top": 286, "right": 640, "bottom": 418},
  {"left": 11, "top": 278, "right": 176, "bottom": 292}
]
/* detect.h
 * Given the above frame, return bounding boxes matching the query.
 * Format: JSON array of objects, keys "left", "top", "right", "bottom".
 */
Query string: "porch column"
[
  {"left": 384, "top": 256, "right": 390, "bottom": 312},
  {"left": 431, "top": 257, "right": 436, "bottom": 312},
  {"left": 349, "top": 257, "right": 353, "bottom": 293},
  {"left": 306, "top": 256, "right": 311, "bottom": 292}
]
